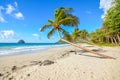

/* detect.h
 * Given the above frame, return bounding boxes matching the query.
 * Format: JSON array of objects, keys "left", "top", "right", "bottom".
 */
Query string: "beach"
[{"left": 0, "top": 44, "right": 120, "bottom": 80}]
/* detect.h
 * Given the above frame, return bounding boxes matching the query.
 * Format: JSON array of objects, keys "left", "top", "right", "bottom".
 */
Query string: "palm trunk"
[
  {"left": 117, "top": 34, "right": 120, "bottom": 43},
  {"left": 57, "top": 30, "right": 115, "bottom": 59},
  {"left": 61, "top": 38, "right": 115, "bottom": 59},
  {"left": 101, "top": 37, "right": 104, "bottom": 42},
  {"left": 113, "top": 37, "right": 117, "bottom": 44},
  {"left": 106, "top": 37, "right": 109, "bottom": 43},
  {"left": 110, "top": 37, "right": 114, "bottom": 44},
  {"left": 107, "top": 37, "right": 110, "bottom": 43}
]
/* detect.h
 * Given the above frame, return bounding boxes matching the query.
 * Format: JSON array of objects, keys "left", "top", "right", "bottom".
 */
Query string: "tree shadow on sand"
[{"left": 78, "top": 48, "right": 108, "bottom": 59}]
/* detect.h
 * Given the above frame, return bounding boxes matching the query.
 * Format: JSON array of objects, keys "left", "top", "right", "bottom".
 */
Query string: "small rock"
[
  {"left": 9, "top": 77, "right": 13, "bottom": 80},
  {"left": 41, "top": 60, "right": 54, "bottom": 66},
  {"left": 69, "top": 50, "right": 75, "bottom": 52},
  {"left": 30, "top": 61, "right": 42, "bottom": 66},
  {"left": 6, "top": 72, "right": 9, "bottom": 74},
  {"left": 22, "top": 65, "right": 27, "bottom": 68},
  {"left": 48, "top": 78, "right": 50, "bottom": 80},
  {"left": 12, "top": 66, "right": 17, "bottom": 71},
  {"left": 0, "top": 73, "right": 3, "bottom": 77},
  {"left": 27, "top": 74, "right": 30, "bottom": 76},
  {"left": 69, "top": 50, "right": 77, "bottom": 54},
  {"left": 9, "top": 76, "right": 14, "bottom": 80}
]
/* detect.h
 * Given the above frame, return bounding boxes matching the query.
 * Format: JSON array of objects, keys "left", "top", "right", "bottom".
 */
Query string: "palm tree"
[
  {"left": 40, "top": 7, "right": 115, "bottom": 59},
  {"left": 71, "top": 29, "right": 89, "bottom": 43},
  {"left": 79, "top": 30, "right": 88, "bottom": 41},
  {"left": 60, "top": 31, "right": 72, "bottom": 42},
  {"left": 71, "top": 28, "right": 80, "bottom": 41}
]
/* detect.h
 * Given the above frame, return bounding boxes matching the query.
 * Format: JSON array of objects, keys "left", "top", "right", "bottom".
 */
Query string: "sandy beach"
[{"left": 0, "top": 44, "right": 120, "bottom": 80}]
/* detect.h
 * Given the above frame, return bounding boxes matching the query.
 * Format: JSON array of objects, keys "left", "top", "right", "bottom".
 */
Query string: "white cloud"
[
  {"left": 14, "top": 2, "right": 18, "bottom": 7},
  {"left": 0, "top": 14, "right": 6, "bottom": 23},
  {"left": 0, "top": 33, "right": 4, "bottom": 39},
  {"left": 32, "top": 34, "right": 39, "bottom": 37},
  {"left": 0, "top": 2, "right": 24, "bottom": 23},
  {"left": 0, "top": 6, "right": 6, "bottom": 22},
  {"left": 14, "top": 12, "right": 24, "bottom": 19},
  {"left": 99, "top": 0, "right": 114, "bottom": 19},
  {"left": 6, "top": 2, "right": 24, "bottom": 20},
  {"left": 6, "top": 4, "right": 15, "bottom": 14},
  {"left": 0, "top": 30, "right": 15, "bottom": 39},
  {"left": 32, "top": 34, "right": 40, "bottom": 41}
]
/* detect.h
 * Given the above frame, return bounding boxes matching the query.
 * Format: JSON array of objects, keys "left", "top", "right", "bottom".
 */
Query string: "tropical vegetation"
[{"left": 90, "top": 0, "right": 120, "bottom": 45}]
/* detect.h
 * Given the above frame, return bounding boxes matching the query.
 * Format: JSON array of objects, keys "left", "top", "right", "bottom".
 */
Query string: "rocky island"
[{"left": 18, "top": 40, "right": 25, "bottom": 43}]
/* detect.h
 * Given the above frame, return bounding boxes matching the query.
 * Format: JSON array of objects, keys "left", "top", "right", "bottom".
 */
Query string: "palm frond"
[
  {"left": 59, "top": 14, "right": 79, "bottom": 27},
  {"left": 59, "top": 28, "right": 68, "bottom": 35},
  {"left": 60, "top": 28, "right": 72, "bottom": 41},
  {"left": 60, "top": 7, "right": 73, "bottom": 13},
  {"left": 72, "top": 29, "right": 80, "bottom": 40},
  {"left": 55, "top": 7, "right": 73, "bottom": 22},
  {"left": 55, "top": 9, "right": 66, "bottom": 22},
  {"left": 48, "top": 19, "right": 54, "bottom": 24},
  {"left": 40, "top": 24, "right": 52, "bottom": 32},
  {"left": 47, "top": 28, "right": 55, "bottom": 38}
]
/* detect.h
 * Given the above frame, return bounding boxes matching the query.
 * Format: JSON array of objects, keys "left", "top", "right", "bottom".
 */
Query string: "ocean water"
[{"left": 0, "top": 43, "right": 68, "bottom": 57}]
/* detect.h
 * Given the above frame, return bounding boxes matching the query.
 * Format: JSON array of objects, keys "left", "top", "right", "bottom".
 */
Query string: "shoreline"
[
  {"left": 0, "top": 44, "right": 120, "bottom": 80},
  {"left": 0, "top": 43, "right": 69, "bottom": 57}
]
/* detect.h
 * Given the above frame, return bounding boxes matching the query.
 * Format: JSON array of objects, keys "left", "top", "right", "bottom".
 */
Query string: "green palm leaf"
[
  {"left": 55, "top": 7, "right": 73, "bottom": 22},
  {"left": 47, "top": 28, "right": 56, "bottom": 38},
  {"left": 48, "top": 19, "right": 54, "bottom": 24},
  {"left": 60, "top": 28, "right": 72, "bottom": 41},
  {"left": 59, "top": 15, "right": 79, "bottom": 27},
  {"left": 40, "top": 24, "right": 52, "bottom": 32}
]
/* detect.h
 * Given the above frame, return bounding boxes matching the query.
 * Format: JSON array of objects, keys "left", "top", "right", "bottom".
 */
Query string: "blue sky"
[{"left": 0, "top": 0, "right": 113, "bottom": 43}]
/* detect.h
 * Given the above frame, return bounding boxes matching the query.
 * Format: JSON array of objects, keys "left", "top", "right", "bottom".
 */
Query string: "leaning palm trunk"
[
  {"left": 60, "top": 38, "right": 115, "bottom": 59},
  {"left": 57, "top": 30, "right": 115, "bottom": 59}
]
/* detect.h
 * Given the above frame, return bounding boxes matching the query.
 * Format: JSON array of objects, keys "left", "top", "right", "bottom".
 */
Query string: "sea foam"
[{"left": 0, "top": 43, "right": 68, "bottom": 56}]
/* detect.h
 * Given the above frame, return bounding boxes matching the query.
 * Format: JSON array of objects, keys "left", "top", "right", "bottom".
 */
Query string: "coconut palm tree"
[
  {"left": 80, "top": 30, "right": 88, "bottom": 39},
  {"left": 71, "top": 28, "right": 80, "bottom": 41},
  {"left": 71, "top": 29, "right": 89, "bottom": 43},
  {"left": 40, "top": 7, "right": 115, "bottom": 59}
]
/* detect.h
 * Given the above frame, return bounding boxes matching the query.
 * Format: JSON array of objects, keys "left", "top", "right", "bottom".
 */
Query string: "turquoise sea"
[{"left": 0, "top": 43, "right": 68, "bottom": 57}]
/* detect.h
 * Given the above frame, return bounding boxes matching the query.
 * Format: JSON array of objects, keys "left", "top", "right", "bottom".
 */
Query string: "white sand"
[{"left": 0, "top": 44, "right": 120, "bottom": 80}]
